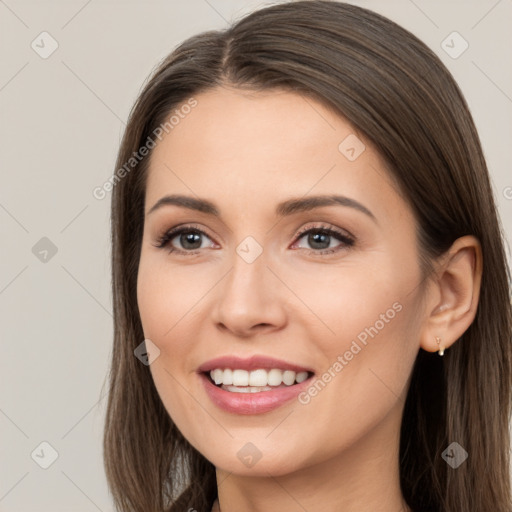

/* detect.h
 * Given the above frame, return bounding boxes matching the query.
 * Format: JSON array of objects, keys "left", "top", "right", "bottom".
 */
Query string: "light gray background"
[{"left": 1, "top": 0, "right": 511, "bottom": 510}]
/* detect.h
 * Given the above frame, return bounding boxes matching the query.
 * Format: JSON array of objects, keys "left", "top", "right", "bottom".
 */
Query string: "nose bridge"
[
  {"left": 212, "top": 233, "right": 286, "bottom": 335},
  {"left": 223, "top": 237, "right": 270, "bottom": 308}
]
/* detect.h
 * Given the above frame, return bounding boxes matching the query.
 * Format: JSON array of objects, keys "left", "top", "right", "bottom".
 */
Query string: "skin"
[{"left": 136, "top": 86, "right": 482, "bottom": 512}]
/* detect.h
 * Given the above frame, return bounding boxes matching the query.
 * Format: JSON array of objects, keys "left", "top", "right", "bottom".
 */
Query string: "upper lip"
[{"left": 197, "top": 355, "right": 314, "bottom": 374}]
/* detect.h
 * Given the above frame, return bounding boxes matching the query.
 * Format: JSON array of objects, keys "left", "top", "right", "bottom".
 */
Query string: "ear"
[{"left": 419, "top": 235, "right": 483, "bottom": 354}]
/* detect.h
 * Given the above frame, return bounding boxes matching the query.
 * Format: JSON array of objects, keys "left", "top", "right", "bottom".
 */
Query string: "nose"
[{"left": 211, "top": 249, "right": 288, "bottom": 338}]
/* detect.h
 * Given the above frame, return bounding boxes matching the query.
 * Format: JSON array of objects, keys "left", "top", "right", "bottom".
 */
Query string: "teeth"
[
  {"left": 295, "top": 371, "right": 308, "bottom": 383},
  {"left": 212, "top": 369, "right": 223, "bottom": 385},
  {"left": 222, "top": 368, "right": 233, "bottom": 385},
  {"left": 209, "top": 368, "right": 310, "bottom": 387},
  {"left": 268, "top": 368, "right": 282, "bottom": 386},
  {"left": 282, "top": 370, "right": 296, "bottom": 385},
  {"left": 249, "top": 369, "right": 267, "bottom": 387},
  {"left": 233, "top": 369, "right": 249, "bottom": 386}
]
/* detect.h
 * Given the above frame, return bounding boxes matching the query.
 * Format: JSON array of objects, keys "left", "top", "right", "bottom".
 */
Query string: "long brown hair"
[{"left": 102, "top": 1, "right": 512, "bottom": 510}]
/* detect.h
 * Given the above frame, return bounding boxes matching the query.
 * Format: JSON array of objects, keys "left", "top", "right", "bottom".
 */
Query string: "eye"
[
  {"left": 153, "top": 222, "right": 355, "bottom": 256},
  {"left": 292, "top": 224, "right": 355, "bottom": 255},
  {"left": 153, "top": 224, "right": 216, "bottom": 255}
]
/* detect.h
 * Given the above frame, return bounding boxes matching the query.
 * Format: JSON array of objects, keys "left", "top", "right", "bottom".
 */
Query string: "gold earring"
[{"left": 435, "top": 336, "right": 444, "bottom": 356}]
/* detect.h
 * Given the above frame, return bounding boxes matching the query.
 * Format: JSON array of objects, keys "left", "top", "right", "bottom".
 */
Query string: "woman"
[{"left": 102, "top": 1, "right": 512, "bottom": 511}]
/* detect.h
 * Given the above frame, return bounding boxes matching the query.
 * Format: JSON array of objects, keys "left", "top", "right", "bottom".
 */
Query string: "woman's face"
[{"left": 137, "top": 86, "right": 426, "bottom": 476}]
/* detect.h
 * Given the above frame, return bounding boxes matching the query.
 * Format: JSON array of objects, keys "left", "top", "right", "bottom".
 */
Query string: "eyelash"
[{"left": 153, "top": 223, "right": 355, "bottom": 256}]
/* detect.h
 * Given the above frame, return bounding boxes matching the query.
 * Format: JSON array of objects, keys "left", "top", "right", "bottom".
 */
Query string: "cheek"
[
  {"left": 281, "top": 257, "right": 418, "bottom": 351},
  {"left": 136, "top": 255, "right": 197, "bottom": 347},
  {"left": 136, "top": 253, "right": 207, "bottom": 405},
  {"left": 281, "top": 287, "right": 421, "bottom": 472},
  {"left": 137, "top": 260, "right": 206, "bottom": 445},
  {"left": 287, "top": 252, "right": 422, "bottom": 412},
  {"left": 137, "top": 266, "right": 170, "bottom": 343}
]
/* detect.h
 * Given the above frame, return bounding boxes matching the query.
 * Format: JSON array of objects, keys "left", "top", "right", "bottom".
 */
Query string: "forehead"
[
  {"left": 144, "top": 86, "right": 404, "bottom": 221},
  {"left": 150, "top": 86, "right": 352, "bottom": 163}
]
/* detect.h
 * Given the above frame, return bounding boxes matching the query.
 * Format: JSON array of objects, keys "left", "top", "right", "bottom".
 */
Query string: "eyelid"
[{"left": 293, "top": 222, "right": 354, "bottom": 243}]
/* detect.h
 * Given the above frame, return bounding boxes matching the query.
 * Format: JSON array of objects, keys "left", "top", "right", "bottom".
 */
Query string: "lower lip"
[{"left": 199, "top": 372, "right": 314, "bottom": 415}]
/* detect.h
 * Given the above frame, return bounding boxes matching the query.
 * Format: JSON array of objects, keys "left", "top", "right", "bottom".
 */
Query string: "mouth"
[
  {"left": 199, "top": 368, "right": 316, "bottom": 414},
  {"left": 196, "top": 355, "right": 316, "bottom": 414}
]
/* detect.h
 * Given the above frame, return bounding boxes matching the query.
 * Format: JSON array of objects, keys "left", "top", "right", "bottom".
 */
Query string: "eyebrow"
[{"left": 146, "top": 194, "right": 377, "bottom": 222}]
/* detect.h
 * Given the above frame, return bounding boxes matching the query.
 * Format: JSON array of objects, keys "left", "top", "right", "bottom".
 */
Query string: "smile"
[{"left": 200, "top": 369, "right": 315, "bottom": 414}]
